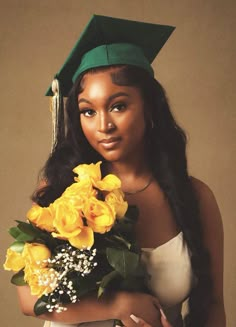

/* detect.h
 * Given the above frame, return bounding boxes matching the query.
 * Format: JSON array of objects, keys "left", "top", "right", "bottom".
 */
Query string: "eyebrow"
[{"left": 78, "top": 92, "right": 130, "bottom": 105}]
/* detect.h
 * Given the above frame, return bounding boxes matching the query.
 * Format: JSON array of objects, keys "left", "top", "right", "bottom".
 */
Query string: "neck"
[
  {"left": 103, "top": 155, "right": 153, "bottom": 194},
  {"left": 105, "top": 158, "right": 151, "bottom": 178}
]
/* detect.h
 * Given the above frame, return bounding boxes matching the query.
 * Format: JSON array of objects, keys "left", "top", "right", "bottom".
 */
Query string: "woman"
[{"left": 16, "top": 15, "right": 225, "bottom": 327}]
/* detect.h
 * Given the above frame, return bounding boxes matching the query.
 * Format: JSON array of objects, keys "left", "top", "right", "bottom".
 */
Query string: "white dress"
[{"left": 44, "top": 232, "right": 194, "bottom": 327}]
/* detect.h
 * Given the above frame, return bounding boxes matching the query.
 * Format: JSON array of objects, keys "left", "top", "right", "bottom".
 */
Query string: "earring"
[{"left": 151, "top": 120, "right": 154, "bottom": 129}]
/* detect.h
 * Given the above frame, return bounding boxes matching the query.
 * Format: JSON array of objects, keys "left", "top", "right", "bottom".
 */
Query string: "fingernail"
[
  {"left": 160, "top": 308, "right": 167, "bottom": 320},
  {"left": 130, "top": 314, "right": 140, "bottom": 323}
]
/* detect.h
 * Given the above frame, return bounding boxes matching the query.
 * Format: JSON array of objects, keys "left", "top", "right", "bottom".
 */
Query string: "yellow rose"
[
  {"left": 94, "top": 174, "right": 121, "bottom": 191},
  {"left": 73, "top": 161, "right": 102, "bottom": 184},
  {"left": 24, "top": 266, "right": 58, "bottom": 297},
  {"left": 69, "top": 226, "right": 94, "bottom": 249},
  {"left": 3, "top": 248, "right": 25, "bottom": 272},
  {"left": 73, "top": 162, "right": 121, "bottom": 192},
  {"left": 27, "top": 204, "right": 55, "bottom": 232},
  {"left": 105, "top": 189, "right": 128, "bottom": 218},
  {"left": 84, "top": 197, "right": 116, "bottom": 234},
  {"left": 22, "top": 243, "right": 51, "bottom": 268},
  {"left": 61, "top": 180, "right": 96, "bottom": 209},
  {"left": 52, "top": 200, "right": 84, "bottom": 239},
  {"left": 23, "top": 263, "right": 34, "bottom": 281}
]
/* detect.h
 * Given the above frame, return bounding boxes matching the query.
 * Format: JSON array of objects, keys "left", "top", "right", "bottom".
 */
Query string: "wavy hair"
[{"left": 33, "top": 65, "right": 212, "bottom": 326}]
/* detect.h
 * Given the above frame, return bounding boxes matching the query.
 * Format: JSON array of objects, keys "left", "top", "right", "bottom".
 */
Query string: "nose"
[{"left": 97, "top": 112, "right": 115, "bottom": 133}]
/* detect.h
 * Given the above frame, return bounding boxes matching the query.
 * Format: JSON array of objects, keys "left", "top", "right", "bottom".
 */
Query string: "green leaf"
[
  {"left": 11, "top": 270, "right": 27, "bottom": 286},
  {"left": 34, "top": 296, "right": 49, "bottom": 316},
  {"left": 16, "top": 232, "right": 35, "bottom": 242},
  {"left": 98, "top": 270, "right": 120, "bottom": 297},
  {"left": 8, "top": 227, "right": 21, "bottom": 239},
  {"left": 10, "top": 241, "right": 25, "bottom": 253},
  {"left": 112, "top": 235, "right": 131, "bottom": 249},
  {"left": 8, "top": 221, "right": 41, "bottom": 242},
  {"left": 106, "top": 248, "right": 139, "bottom": 278},
  {"left": 98, "top": 286, "right": 105, "bottom": 297},
  {"left": 9, "top": 225, "right": 36, "bottom": 242},
  {"left": 17, "top": 221, "right": 41, "bottom": 238}
]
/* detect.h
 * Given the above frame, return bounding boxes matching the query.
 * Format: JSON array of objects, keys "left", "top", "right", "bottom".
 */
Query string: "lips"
[{"left": 98, "top": 137, "right": 121, "bottom": 149}]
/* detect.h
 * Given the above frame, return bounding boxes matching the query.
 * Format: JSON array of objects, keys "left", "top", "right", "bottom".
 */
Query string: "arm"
[
  {"left": 16, "top": 286, "right": 161, "bottom": 327},
  {"left": 191, "top": 178, "right": 226, "bottom": 327},
  {"left": 17, "top": 286, "right": 116, "bottom": 324}
]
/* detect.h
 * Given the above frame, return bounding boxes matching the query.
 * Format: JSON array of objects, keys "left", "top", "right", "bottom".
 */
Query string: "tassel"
[{"left": 50, "top": 78, "right": 65, "bottom": 152}]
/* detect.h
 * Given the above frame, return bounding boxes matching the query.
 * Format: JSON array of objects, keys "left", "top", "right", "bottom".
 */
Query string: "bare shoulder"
[
  {"left": 190, "top": 176, "right": 215, "bottom": 201},
  {"left": 190, "top": 176, "right": 223, "bottom": 240}
]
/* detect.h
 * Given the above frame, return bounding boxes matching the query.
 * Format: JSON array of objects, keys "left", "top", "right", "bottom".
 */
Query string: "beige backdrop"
[{"left": 0, "top": 0, "right": 235, "bottom": 326}]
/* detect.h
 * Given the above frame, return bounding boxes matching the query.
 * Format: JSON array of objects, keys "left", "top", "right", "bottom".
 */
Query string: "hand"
[
  {"left": 128, "top": 312, "right": 172, "bottom": 327},
  {"left": 112, "top": 291, "right": 161, "bottom": 327}
]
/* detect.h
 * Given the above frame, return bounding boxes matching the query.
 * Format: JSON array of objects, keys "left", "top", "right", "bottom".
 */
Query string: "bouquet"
[{"left": 4, "top": 162, "right": 149, "bottom": 317}]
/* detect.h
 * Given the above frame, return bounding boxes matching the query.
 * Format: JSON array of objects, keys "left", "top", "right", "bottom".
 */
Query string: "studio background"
[{"left": 0, "top": 1, "right": 235, "bottom": 326}]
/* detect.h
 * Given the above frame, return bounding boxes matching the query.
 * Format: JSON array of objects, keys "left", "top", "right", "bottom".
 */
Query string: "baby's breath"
[{"left": 41, "top": 244, "right": 97, "bottom": 313}]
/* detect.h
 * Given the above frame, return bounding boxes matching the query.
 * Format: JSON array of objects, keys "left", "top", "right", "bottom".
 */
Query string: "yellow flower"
[
  {"left": 24, "top": 266, "right": 58, "bottom": 297},
  {"left": 27, "top": 205, "right": 55, "bottom": 232},
  {"left": 22, "top": 243, "right": 51, "bottom": 268},
  {"left": 95, "top": 174, "right": 121, "bottom": 191},
  {"left": 22, "top": 244, "right": 56, "bottom": 297},
  {"left": 52, "top": 200, "right": 84, "bottom": 239},
  {"left": 61, "top": 180, "right": 96, "bottom": 209},
  {"left": 73, "top": 161, "right": 121, "bottom": 191},
  {"left": 69, "top": 226, "right": 94, "bottom": 249},
  {"left": 105, "top": 189, "right": 128, "bottom": 218},
  {"left": 84, "top": 197, "right": 116, "bottom": 234},
  {"left": 3, "top": 248, "right": 25, "bottom": 272},
  {"left": 73, "top": 161, "right": 102, "bottom": 183}
]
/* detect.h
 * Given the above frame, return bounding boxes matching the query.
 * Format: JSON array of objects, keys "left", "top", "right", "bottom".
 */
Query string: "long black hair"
[{"left": 33, "top": 65, "right": 212, "bottom": 326}]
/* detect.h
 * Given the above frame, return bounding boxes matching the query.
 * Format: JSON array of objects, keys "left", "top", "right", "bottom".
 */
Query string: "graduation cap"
[
  {"left": 46, "top": 15, "right": 175, "bottom": 96},
  {"left": 47, "top": 15, "right": 175, "bottom": 150}
]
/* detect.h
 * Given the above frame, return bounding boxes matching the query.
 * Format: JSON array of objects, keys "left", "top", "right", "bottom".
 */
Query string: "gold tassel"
[{"left": 50, "top": 78, "right": 60, "bottom": 152}]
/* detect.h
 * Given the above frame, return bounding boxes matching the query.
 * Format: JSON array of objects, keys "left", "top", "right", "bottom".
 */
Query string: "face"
[{"left": 77, "top": 69, "right": 147, "bottom": 163}]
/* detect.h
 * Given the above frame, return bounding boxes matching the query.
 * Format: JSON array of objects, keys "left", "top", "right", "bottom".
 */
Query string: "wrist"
[
  {"left": 108, "top": 292, "right": 122, "bottom": 320},
  {"left": 109, "top": 291, "right": 134, "bottom": 321},
  {"left": 98, "top": 291, "right": 122, "bottom": 320}
]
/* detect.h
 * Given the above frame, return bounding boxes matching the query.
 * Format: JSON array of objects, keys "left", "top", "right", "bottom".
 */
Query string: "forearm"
[{"left": 17, "top": 286, "right": 116, "bottom": 324}]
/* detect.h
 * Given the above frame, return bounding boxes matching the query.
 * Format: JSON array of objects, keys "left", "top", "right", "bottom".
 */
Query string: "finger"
[
  {"left": 160, "top": 314, "right": 172, "bottom": 327},
  {"left": 152, "top": 297, "right": 161, "bottom": 310},
  {"left": 130, "top": 314, "right": 152, "bottom": 327}
]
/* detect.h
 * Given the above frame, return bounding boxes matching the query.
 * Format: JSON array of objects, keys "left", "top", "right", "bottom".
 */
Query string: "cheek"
[
  {"left": 126, "top": 112, "right": 147, "bottom": 137},
  {"left": 80, "top": 119, "right": 96, "bottom": 144},
  {"left": 132, "top": 118, "right": 147, "bottom": 144}
]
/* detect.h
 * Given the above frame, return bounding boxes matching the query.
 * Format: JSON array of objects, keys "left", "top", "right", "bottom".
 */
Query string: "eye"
[
  {"left": 110, "top": 103, "right": 126, "bottom": 112},
  {"left": 79, "top": 108, "right": 96, "bottom": 117}
]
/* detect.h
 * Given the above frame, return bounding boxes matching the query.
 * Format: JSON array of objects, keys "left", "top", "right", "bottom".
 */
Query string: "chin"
[
  {"left": 97, "top": 151, "right": 123, "bottom": 163},
  {"left": 101, "top": 155, "right": 122, "bottom": 162},
  {"left": 95, "top": 146, "right": 132, "bottom": 163}
]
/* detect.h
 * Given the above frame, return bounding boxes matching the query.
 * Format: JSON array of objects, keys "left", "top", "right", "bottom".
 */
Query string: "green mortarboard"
[
  {"left": 47, "top": 15, "right": 175, "bottom": 151},
  {"left": 46, "top": 15, "right": 175, "bottom": 97}
]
